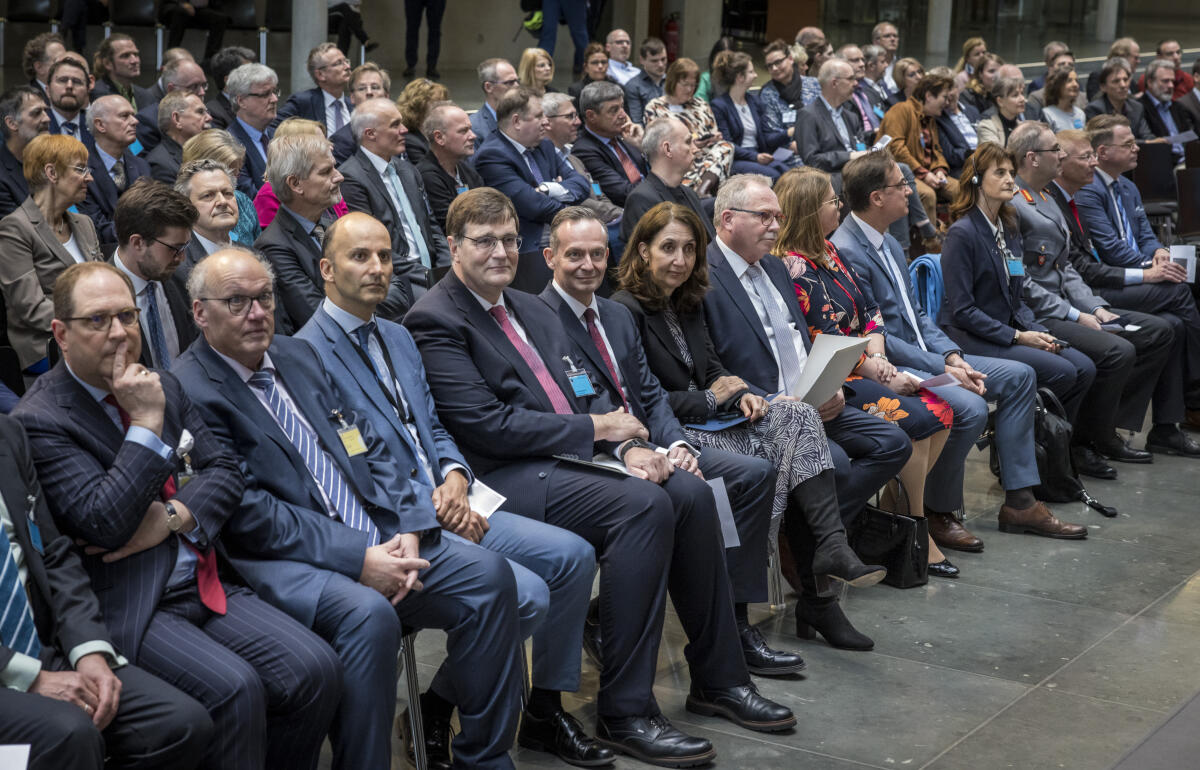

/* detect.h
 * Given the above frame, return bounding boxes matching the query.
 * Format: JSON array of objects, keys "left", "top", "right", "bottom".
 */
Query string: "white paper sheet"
[
  {"left": 467, "top": 480, "right": 507, "bottom": 518},
  {"left": 791, "top": 335, "right": 870, "bottom": 405}
]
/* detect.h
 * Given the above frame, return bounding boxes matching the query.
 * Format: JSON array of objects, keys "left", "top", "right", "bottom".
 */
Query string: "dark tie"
[
  {"left": 332, "top": 99, "right": 346, "bottom": 131},
  {"left": 488, "top": 305, "right": 573, "bottom": 414},
  {"left": 609, "top": 138, "right": 643, "bottom": 184},
  {"left": 259, "top": 133, "right": 270, "bottom": 159},
  {"left": 524, "top": 149, "right": 546, "bottom": 184},
  {"left": 111, "top": 157, "right": 127, "bottom": 192},
  {"left": 583, "top": 308, "right": 629, "bottom": 411},
  {"left": 142, "top": 283, "right": 170, "bottom": 368},
  {"left": 312, "top": 222, "right": 326, "bottom": 248},
  {"left": 0, "top": 531, "right": 41, "bottom": 660},
  {"left": 62, "top": 121, "right": 77, "bottom": 136}
]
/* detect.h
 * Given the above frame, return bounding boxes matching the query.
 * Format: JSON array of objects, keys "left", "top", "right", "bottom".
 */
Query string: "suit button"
[
  {"left": 410, "top": 468, "right": 418, "bottom": 477},
  {"left": 538, "top": 472, "right": 547, "bottom": 479}
]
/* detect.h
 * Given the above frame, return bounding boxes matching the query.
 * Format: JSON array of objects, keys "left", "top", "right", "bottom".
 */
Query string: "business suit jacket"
[
  {"left": 146, "top": 135, "right": 183, "bottom": 184},
  {"left": 796, "top": 97, "right": 864, "bottom": 175},
  {"left": 1074, "top": 172, "right": 1160, "bottom": 267},
  {"left": 48, "top": 110, "right": 95, "bottom": 151},
  {"left": 129, "top": 274, "right": 197, "bottom": 369},
  {"left": 1138, "top": 92, "right": 1195, "bottom": 138},
  {"left": 935, "top": 112, "right": 973, "bottom": 179},
  {"left": 473, "top": 133, "right": 591, "bottom": 249},
  {"left": 468, "top": 105, "right": 498, "bottom": 146},
  {"left": 79, "top": 147, "right": 152, "bottom": 248},
  {"left": 938, "top": 207, "right": 1047, "bottom": 347},
  {"left": 0, "top": 142, "right": 29, "bottom": 219},
  {"left": 205, "top": 93, "right": 237, "bottom": 130},
  {"left": 12, "top": 364, "right": 241, "bottom": 659},
  {"left": 330, "top": 123, "right": 356, "bottom": 164},
  {"left": 562, "top": 152, "right": 623, "bottom": 224},
  {"left": 272, "top": 87, "right": 352, "bottom": 131},
  {"left": 711, "top": 92, "right": 790, "bottom": 162},
  {"left": 0, "top": 198, "right": 103, "bottom": 368},
  {"left": 173, "top": 335, "right": 435, "bottom": 626},
  {"left": 570, "top": 128, "right": 647, "bottom": 207},
  {"left": 1046, "top": 182, "right": 1129, "bottom": 291},
  {"left": 135, "top": 100, "right": 163, "bottom": 154},
  {"left": 90, "top": 78, "right": 154, "bottom": 111},
  {"left": 619, "top": 171, "right": 715, "bottom": 243},
  {"left": 1084, "top": 95, "right": 1154, "bottom": 141},
  {"left": 1176, "top": 89, "right": 1200, "bottom": 136},
  {"left": 226, "top": 118, "right": 269, "bottom": 195},
  {"left": 416, "top": 154, "right": 485, "bottom": 231},
  {"left": 832, "top": 215, "right": 961, "bottom": 374}
]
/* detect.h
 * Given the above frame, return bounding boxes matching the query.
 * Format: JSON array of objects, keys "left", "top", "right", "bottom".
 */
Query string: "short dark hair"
[
  {"left": 496, "top": 86, "right": 538, "bottom": 124},
  {"left": 0, "top": 87, "right": 43, "bottom": 141},
  {"left": 1098, "top": 57, "right": 1131, "bottom": 86},
  {"left": 640, "top": 37, "right": 666, "bottom": 59},
  {"left": 763, "top": 39, "right": 791, "bottom": 60},
  {"left": 843, "top": 151, "right": 896, "bottom": 213},
  {"left": 913, "top": 72, "right": 953, "bottom": 101},
  {"left": 94, "top": 33, "right": 135, "bottom": 81},
  {"left": 209, "top": 46, "right": 257, "bottom": 90},
  {"left": 617, "top": 202, "right": 710, "bottom": 312},
  {"left": 114, "top": 178, "right": 198, "bottom": 246},
  {"left": 1043, "top": 68, "right": 1075, "bottom": 107},
  {"left": 445, "top": 187, "right": 517, "bottom": 241},
  {"left": 22, "top": 32, "right": 64, "bottom": 81},
  {"left": 48, "top": 57, "right": 88, "bottom": 86},
  {"left": 549, "top": 206, "right": 605, "bottom": 252},
  {"left": 1086, "top": 113, "right": 1131, "bottom": 147},
  {"left": 53, "top": 262, "right": 135, "bottom": 321}
]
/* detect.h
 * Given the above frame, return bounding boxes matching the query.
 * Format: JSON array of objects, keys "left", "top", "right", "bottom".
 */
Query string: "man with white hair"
[
  {"left": 135, "top": 57, "right": 209, "bottom": 152},
  {"left": 80, "top": 94, "right": 150, "bottom": 249},
  {"left": 147, "top": 91, "right": 211, "bottom": 184},
  {"left": 225, "top": 63, "right": 279, "bottom": 195},
  {"left": 541, "top": 92, "right": 623, "bottom": 246},
  {"left": 796, "top": 58, "right": 868, "bottom": 192}
]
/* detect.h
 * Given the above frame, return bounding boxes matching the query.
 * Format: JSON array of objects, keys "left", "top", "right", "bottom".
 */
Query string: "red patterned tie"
[
  {"left": 1067, "top": 198, "right": 1085, "bottom": 234},
  {"left": 488, "top": 305, "right": 574, "bottom": 414},
  {"left": 103, "top": 395, "right": 226, "bottom": 615},
  {"left": 583, "top": 308, "right": 629, "bottom": 412},
  {"left": 609, "top": 138, "right": 643, "bottom": 184}
]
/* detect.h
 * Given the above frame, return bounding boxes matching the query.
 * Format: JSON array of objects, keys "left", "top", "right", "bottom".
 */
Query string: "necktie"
[
  {"left": 1110, "top": 181, "right": 1138, "bottom": 251},
  {"left": 609, "top": 138, "right": 643, "bottom": 184},
  {"left": 880, "top": 240, "right": 926, "bottom": 349},
  {"left": 852, "top": 91, "right": 874, "bottom": 131},
  {"left": 352, "top": 323, "right": 432, "bottom": 482},
  {"left": 488, "top": 305, "right": 573, "bottom": 414},
  {"left": 312, "top": 222, "right": 326, "bottom": 248},
  {"left": 332, "top": 99, "right": 346, "bottom": 132},
  {"left": 745, "top": 263, "right": 804, "bottom": 396},
  {"left": 583, "top": 308, "right": 629, "bottom": 411},
  {"left": 384, "top": 164, "right": 433, "bottom": 269},
  {"left": 524, "top": 149, "right": 546, "bottom": 184},
  {"left": 353, "top": 322, "right": 385, "bottom": 384},
  {"left": 0, "top": 531, "right": 41, "bottom": 660},
  {"left": 62, "top": 121, "right": 77, "bottom": 136},
  {"left": 247, "top": 370, "right": 381, "bottom": 545},
  {"left": 101, "top": 395, "right": 226, "bottom": 614},
  {"left": 142, "top": 283, "right": 171, "bottom": 368},
  {"left": 111, "top": 157, "right": 127, "bottom": 192},
  {"left": 259, "top": 133, "right": 270, "bottom": 160}
]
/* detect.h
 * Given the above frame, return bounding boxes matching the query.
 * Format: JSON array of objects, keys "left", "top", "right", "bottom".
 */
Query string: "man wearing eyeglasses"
[
  {"left": 13, "top": 260, "right": 342, "bottom": 770},
  {"left": 274, "top": 44, "right": 354, "bottom": 137},
  {"left": 469, "top": 58, "right": 519, "bottom": 144},
  {"left": 225, "top": 63, "right": 279, "bottom": 196},
  {"left": 47, "top": 58, "right": 94, "bottom": 149}
]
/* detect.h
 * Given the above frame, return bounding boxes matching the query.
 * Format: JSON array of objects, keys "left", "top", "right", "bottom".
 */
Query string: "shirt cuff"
[
  {"left": 1125, "top": 268, "right": 1143, "bottom": 285},
  {"left": 667, "top": 440, "right": 701, "bottom": 457},
  {"left": 125, "top": 426, "right": 173, "bottom": 460},
  {"left": 68, "top": 641, "right": 127, "bottom": 670},
  {"left": 440, "top": 462, "right": 471, "bottom": 485},
  {"left": 1066, "top": 307, "right": 1080, "bottom": 322},
  {"left": 1, "top": 651, "right": 42, "bottom": 691}
]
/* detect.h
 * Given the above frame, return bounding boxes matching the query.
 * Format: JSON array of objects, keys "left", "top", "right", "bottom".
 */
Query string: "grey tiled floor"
[{"left": 360, "top": 428, "right": 1200, "bottom": 769}]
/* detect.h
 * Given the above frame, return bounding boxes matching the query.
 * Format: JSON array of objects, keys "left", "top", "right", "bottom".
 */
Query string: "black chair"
[
  {"left": 1175, "top": 168, "right": 1200, "bottom": 243},
  {"left": 258, "top": 0, "right": 289, "bottom": 66},
  {"left": 396, "top": 628, "right": 426, "bottom": 770},
  {"left": 1132, "top": 141, "right": 1179, "bottom": 243},
  {"left": 0, "top": 0, "right": 59, "bottom": 63},
  {"left": 223, "top": 0, "right": 257, "bottom": 47},
  {"left": 1185, "top": 141, "right": 1200, "bottom": 170}
]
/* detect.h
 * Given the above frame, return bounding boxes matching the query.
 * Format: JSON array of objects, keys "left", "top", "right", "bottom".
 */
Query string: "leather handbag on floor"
[{"left": 848, "top": 504, "right": 929, "bottom": 589}]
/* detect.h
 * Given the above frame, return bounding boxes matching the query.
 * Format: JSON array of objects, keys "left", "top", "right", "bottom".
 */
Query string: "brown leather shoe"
[
  {"left": 926, "top": 510, "right": 984, "bottom": 552},
  {"left": 1184, "top": 410, "right": 1200, "bottom": 433},
  {"left": 997, "top": 502, "right": 1087, "bottom": 539}
]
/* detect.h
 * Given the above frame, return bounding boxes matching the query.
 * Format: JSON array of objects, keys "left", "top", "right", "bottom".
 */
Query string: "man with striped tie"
[{"left": 174, "top": 247, "right": 525, "bottom": 770}]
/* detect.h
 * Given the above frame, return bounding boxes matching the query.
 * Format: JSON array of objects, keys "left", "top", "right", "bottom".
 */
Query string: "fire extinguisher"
[{"left": 664, "top": 13, "right": 680, "bottom": 62}]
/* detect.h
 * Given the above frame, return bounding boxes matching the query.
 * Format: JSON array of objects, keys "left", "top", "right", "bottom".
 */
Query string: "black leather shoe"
[
  {"left": 1072, "top": 445, "right": 1117, "bottom": 479},
  {"left": 519, "top": 708, "right": 614, "bottom": 767},
  {"left": 685, "top": 683, "right": 796, "bottom": 733},
  {"left": 1093, "top": 435, "right": 1153, "bottom": 463},
  {"left": 397, "top": 707, "right": 452, "bottom": 770},
  {"left": 927, "top": 558, "right": 959, "bottom": 578},
  {"left": 1146, "top": 425, "right": 1200, "bottom": 457},
  {"left": 739, "top": 623, "right": 805, "bottom": 676},
  {"left": 427, "top": 67, "right": 441, "bottom": 79},
  {"left": 582, "top": 597, "right": 602, "bottom": 670},
  {"left": 596, "top": 714, "right": 715, "bottom": 768}
]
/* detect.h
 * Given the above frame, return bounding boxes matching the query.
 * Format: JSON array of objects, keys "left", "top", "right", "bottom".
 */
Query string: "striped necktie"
[{"left": 0, "top": 536, "right": 41, "bottom": 660}]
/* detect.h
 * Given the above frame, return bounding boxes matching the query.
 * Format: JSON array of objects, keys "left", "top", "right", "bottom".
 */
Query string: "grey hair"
[
  {"left": 641, "top": 116, "right": 681, "bottom": 161},
  {"left": 349, "top": 97, "right": 395, "bottom": 142},
  {"left": 990, "top": 75, "right": 1026, "bottom": 100},
  {"left": 85, "top": 94, "right": 127, "bottom": 135},
  {"left": 817, "top": 58, "right": 853, "bottom": 87},
  {"left": 477, "top": 58, "right": 511, "bottom": 88},
  {"left": 1144, "top": 58, "right": 1176, "bottom": 85},
  {"left": 713, "top": 174, "right": 773, "bottom": 230},
  {"left": 174, "top": 157, "right": 234, "bottom": 198},
  {"left": 186, "top": 247, "right": 274, "bottom": 303},
  {"left": 861, "top": 43, "right": 885, "bottom": 63},
  {"left": 1007, "top": 121, "right": 1053, "bottom": 162},
  {"left": 541, "top": 91, "right": 574, "bottom": 118},
  {"left": 157, "top": 90, "right": 195, "bottom": 134},
  {"left": 579, "top": 81, "right": 626, "bottom": 120},
  {"left": 226, "top": 63, "right": 277, "bottom": 101},
  {"left": 265, "top": 133, "right": 331, "bottom": 204},
  {"left": 162, "top": 58, "right": 200, "bottom": 88}
]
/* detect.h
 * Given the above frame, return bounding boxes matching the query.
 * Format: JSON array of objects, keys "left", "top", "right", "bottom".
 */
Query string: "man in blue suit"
[
  {"left": 174, "top": 247, "right": 525, "bottom": 770},
  {"left": 834, "top": 151, "right": 1049, "bottom": 550},
  {"left": 13, "top": 262, "right": 341, "bottom": 770},
  {"left": 296, "top": 213, "right": 605, "bottom": 768},
  {"left": 272, "top": 44, "right": 353, "bottom": 137},
  {"left": 46, "top": 58, "right": 94, "bottom": 150},
  {"left": 468, "top": 58, "right": 518, "bottom": 145},
  {"left": 224, "top": 63, "right": 278, "bottom": 196},
  {"left": 79, "top": 95, "right": 151, "bottom": 250}
]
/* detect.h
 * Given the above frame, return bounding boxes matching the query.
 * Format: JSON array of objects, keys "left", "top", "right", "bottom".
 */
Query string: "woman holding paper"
[
  {"left": 614, "top": 202, "right": 887, "bottom": 651},
  {"left": 774, "top": 167, "right": 959, "bottom": 577}
]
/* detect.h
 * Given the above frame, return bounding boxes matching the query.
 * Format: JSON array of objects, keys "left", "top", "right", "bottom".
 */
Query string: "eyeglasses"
[
  {"left": 1030, "top": 145, "right": 1063, "bottom": 154},
  {"left": 199, "top": 291, "right": 275, "bottom": 315},
  {"left": 64, "top": 307, "right": 140, "bottom": 331},
  {"left": 461, "top": 234, "right": 523, "bottom": 252},
  {"left": 53, "top": 76, "right": 87, "bottom": 88},
  {"left": 150, "top": 237, "right": 189, "bottom": 255},
  {"left": 1068, "top": 151, "right": 1098, "bottom": 161},
  {"left": 730, "top": 208, "right": 787, "bottom": 226},
  {"left": 821, "top": 196, "right": 841, "bottom": 208},
  {"left": 317, "top": 58, "right": 351, "bottom": 70},
  {"left": 876, "top": 180, "right": 912, "bottom": 192},
  {"left": 69, "top": 164, "right": 90, "bottom": 176},
  {"left": 352, "top": 83, "right": 385, "bottom": 94},
  {"left": 246, "top": 88, "right": 280, "bottom": 99},
  {"left": 1102, "top": 140, "right": 1138, "bottom": 150},
  {"left": 765, "top": 57, "right": 790, "bottom": 69}
]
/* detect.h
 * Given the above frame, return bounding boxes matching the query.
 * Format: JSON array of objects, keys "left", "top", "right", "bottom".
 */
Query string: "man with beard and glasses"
[
  {"left": 47, "top": 58, "right": 93, "bottom": 148},
  {"left": 0, "top": 87, "right": 51, "bottom": 218}
]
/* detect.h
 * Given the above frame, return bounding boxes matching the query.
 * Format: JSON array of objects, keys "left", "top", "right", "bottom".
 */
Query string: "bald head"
[
  {"left": 350, "top": 97, "right": 407, "bottom": 157},
  {"left": 320, "top": 212, "right": 395, "bottom": 320},
  {"left": 189, "top": 248, "right": 277, "bottom": 369}
]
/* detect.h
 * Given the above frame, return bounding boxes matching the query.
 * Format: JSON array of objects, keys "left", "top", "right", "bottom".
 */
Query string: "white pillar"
[
  {"left": 1095, "top": 0, "right": 1119, "bottom": 43},
  {"left": 290, "top": 0, "right": 327, "bottom": 94},
  {"left": 925, "top": 0, "right": 953, "bottom": 67}
]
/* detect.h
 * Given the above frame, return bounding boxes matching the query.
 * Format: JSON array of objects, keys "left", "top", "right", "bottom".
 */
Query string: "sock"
[
  {"left": 527, "top": 687, "right": 562, "bottom": 718},
  {"left": 1004, "top": 488, "right": 1036, "bottom": 509},
  {"left": 420, "top": 689, "right": 454, "bottom": 724},
  {"left": 734, "top": 602, "right": 749, "bottom": 629}
]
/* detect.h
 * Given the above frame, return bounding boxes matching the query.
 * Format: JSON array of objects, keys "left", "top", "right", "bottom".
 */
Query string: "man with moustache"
[
  {"left": 176, "top": 159, "right": 240, "bottom": 278},
  {"left": 80, "top": 95, "right": 152, "bottom": 250},
  {"left": 0, "top": 86, "right": 51, "bottom": 218},
  {"left": 46, "top": 58, "right": 93, "bottom": 146},
  {"left": 90, "top": 36, "right": 152, "bottom": 111},
  {"left": 417, "top": 102, "right": 485, "bottom": 231}
]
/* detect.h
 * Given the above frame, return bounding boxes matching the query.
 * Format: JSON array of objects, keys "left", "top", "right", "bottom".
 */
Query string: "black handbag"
[{"left": 848, "top": 505, "right": 929, "bottom": 589}]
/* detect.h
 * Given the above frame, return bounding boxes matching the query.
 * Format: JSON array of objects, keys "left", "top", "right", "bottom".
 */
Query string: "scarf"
[{"left": 774, "top": 64, "right": 807, "bottom": 107}]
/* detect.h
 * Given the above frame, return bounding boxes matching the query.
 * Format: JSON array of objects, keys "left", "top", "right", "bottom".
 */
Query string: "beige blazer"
[{"left": 0, "top": 196, "right": 102, "bottom": 368}]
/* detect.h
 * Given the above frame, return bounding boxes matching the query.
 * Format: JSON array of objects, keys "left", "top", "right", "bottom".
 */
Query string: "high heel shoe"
[
  {"left": 812, "top": 542, "right": 887, "bottom": 587},
  {"left": 794, "top": 596, "right": 874, "bottom": 651}
]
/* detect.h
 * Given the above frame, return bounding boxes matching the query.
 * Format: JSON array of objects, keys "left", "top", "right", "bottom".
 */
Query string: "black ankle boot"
[
  {"left": 795, "top": 596, "right": 874, "bottom": 651},
  {"left": 789, "top": 471, "right": 886, "bottom": 587}
]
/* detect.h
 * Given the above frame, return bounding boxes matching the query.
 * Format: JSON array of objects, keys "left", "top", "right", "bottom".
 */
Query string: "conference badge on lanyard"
[
  {"left": 563, "top": 357, "right": 596, "bottom": 398},
  {"left": 332, "top": 409, "right": 368, "bottom": 457}
]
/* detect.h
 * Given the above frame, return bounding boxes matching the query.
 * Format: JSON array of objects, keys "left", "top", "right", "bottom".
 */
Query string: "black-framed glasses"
[
  {"left": 876, "top": 180, "right": 912, "bottom": 192},
  {"left": 150, "top": 237, "right": 189, "bottom": 255},
  {"left": 246, "top": 88, "right": 280, "bottom": 99},
  {"left": 461, "top": 234, "right": 523, "bottom": 252},
  {"left": 765, "top": 57, "right": 790, "bottom": 69},
  {"left": 63, "top": 307, "right": 140, "bottom": 331},
  {"left": 199, "top": 292, "right": 275, "bottom": 315},
  {"left": 1030, "top": 145, "right": 1063, "bottom": 154},
  {"left": 730, "top": 208, "right": 787, "bottom": 225}
]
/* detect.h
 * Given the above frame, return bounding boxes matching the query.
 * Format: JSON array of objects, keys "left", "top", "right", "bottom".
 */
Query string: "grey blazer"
[{"left": 0, "top": 197, "right": 102, "bottom": 368}]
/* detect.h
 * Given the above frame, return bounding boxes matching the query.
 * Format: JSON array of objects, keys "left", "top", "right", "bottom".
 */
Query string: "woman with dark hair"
[
  {"left": 568, "top": 43, "right": 612, "bottom": 101},
  {"left": 961, "top": 52, "right": 1002, "bottom": 114},
  {"left": 643, "top": 58, "right": 735, "bottom": 195},
  {"left": 1042, "top": 69, "right": 1086, "bottom": 132},
  {"left": 709, "top": 50, "right": 793, "bottom": 180},
  {"left": 613, "top": 201, "right": 886, "bottom": 650},
  {"left": 773, "top": 167, "right": 961, "bottom": 577},
  {"left": 696, "top": 35, "right": 737, "bottom": 102}
]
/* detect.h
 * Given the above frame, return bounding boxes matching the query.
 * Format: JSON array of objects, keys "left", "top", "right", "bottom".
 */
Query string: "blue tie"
[
  {"left": 0, "top": 539, "right": 41, "bottom": 660},
  {"left": 353, "top": 323, "right": 384, "bottom": 382},
  {"left": 351, "top": 324, "right": 433, "bottom": 485},
  {"left": 247, "top": 369, "right": 380, "bottom": 544},
  {"left": 524, "top": 149, "right": 546, "bottom": 184},
  {"left": 142, "top": 283, "right": 170, "bottom": 368},
  {"left": 1111, "top": 182, "right": 1138, "bottom": 252}
]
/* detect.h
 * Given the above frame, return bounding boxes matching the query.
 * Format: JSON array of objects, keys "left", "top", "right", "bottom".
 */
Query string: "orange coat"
[{"left": 878, "top": 97, "right": 949, "bottom": 179}]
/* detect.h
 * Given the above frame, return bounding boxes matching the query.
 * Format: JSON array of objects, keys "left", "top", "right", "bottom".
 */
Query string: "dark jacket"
[
  {"left": 711, "top": 91, "right": 790, "bottom": 162},
  {"left": 570, "top": 128, "right": 648, "bottom": 207}
]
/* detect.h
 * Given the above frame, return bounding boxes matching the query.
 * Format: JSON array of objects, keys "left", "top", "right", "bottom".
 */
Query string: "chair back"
[
  {"left": 1175, "top": 168, "right": 1200, "bottom": 241},
  {"left": 1132, "top": 141, "right": 1178, "bottom": 205},
  {"left": 107, "top": 0, "right": 157, "bottom": 26},
  {"left": 1185, "top": 141, "right": 1200, "bottom": 170},
  {"left": 908, "top": 252, "right": 944, "bottom": 319},
  {"left": 5, "top": 0, "right": 54, "bottom": 22}
]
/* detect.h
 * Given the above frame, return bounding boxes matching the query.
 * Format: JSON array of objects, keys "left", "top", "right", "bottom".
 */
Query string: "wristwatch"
[
  {"left": 868, "top": 352, "right": 888, "bottom": 361},
  {"left": 1012, "top": 330, "right": 1021, "bottom": 345},
  {"left": 164, "top": 502, "right": 183, "bottom": 533},
  {"left": 617, "top": 437, "right": 651, "bottom": 461}
]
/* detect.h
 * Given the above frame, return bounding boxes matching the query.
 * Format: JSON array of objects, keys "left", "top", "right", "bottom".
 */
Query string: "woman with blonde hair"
[
  {"left": 962, "top": 52, "right": 1003, "bottom": 113},
  {"left": 394, "top": 77, "right": 450, "bottom": 163},
  {"left": 518, "top": 47, "right": 556, "bottom": 95},
  {"left": 247, "top": 118, "right": 348, "bottom": 228},
  {"left": 890, "top": 57, "right": 925, "bottom": 105},
  {"left": 953, "top": 37, "right": 988, "bottom": 88},
  {"left": 181, "top": 129, "right": 261, "bottom": 245},
  {"left": 643, "top": 57, "right": 735, "bottom": 196}
]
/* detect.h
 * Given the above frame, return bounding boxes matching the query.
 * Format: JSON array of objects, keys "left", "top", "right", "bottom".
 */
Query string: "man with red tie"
[{"left": 571, "top": 81, "right": 648, "bottom": 208}]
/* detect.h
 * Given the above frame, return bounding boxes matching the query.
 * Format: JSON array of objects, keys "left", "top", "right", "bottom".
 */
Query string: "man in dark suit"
[
  {"left": 1175, "top": 60, "right": 1200, "bottom": 135},
  {"left": 0, "top": 86, "right": 50, "bottom": 218},
  {"left": 273, "top": 43, "right": 353, "bottom": 137},
  {"left": 330, "top": 62, "right": 392, "bottom": 164},
  {"left": 0, "top": 414, "right": 212, "bottom": 770},
  {"left": 175, "top": 247, "right": 525, "bottom": 770},
  {"left": 417, "top": 102, "right": 485, "bottom": 231},
  {"left": 1083, "top": 60, "right": 1154, "bottom": 141},
  {"left": 46, "top": 58, "right": 94, "bottom": 149},
  {"left": 1139, "top": 58, "right": 1194, "bottom": 164},
  {"left": 80, "top": 95, "right": 152, "bottom": 250},
  {"left": 205, "top": 47, "right": 257, "bottom": 131},
  {"left": 147, "top": 92, "right": 211, "bottom": 185},
  {"left": 160, "top": 0, "right": 230, "bottom": 63},
  {"left": 796, "top": 58, "right": 866, "bottom": 193},
  {"left": 90, "top": 36, "right": 153, "bottom": 112},
  {"left": 224, "top": 63, "right": 278, "bottom": 196},
  {"left": 340, "top": 98, "right": 449, "bottom": 301},
  {"left": 297, "top": 213, "right": 603, "bottom": 767},
  {"left": 620, "top": 116, "right": 714, "bottom": 243},
  {"left": 624, "top": 38, "right": 667, "bottom": 125},
  {"left": 404, "top": 188, "right": 794, "bottom": 766},
  {"left": 539, "top": 206, "right": 811, "bottom": 677},
  {"left": 134, "top": 58, "right": 209, "bottom": 154},
  {"left": 175, "top": 159, "right": 239, "bottom": 281},
  {"left": 13, "top": 261, "right": 341, "bottom": 770},
  {"left": 572, "top": 81, "right": 648, "bottom": 207},
  {"left": 469, "top": 58, "right": 519, "bottom": 144},
  {"left": 110, "top": 180, "right": 200, "bottom": 370}
]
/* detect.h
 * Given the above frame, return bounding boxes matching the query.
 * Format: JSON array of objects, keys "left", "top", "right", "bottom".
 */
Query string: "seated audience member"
[
  {"left": 395, "top": 78, "right": 449, "bottom": 166},
  {"left": 274, "top": 43, "right": 353, "bottom": 136},
  {"left": 1084, "top": 58, "right": 1153, "bottom": 140},
  {"left": 134, "top": 57, "right": 208, "bottom": 153},
  {"left": 297, "top": 212, "right": 601, "bottom": 767},
  {"left": 605, "top": 29, "right": 641, "bottom": 86},
  {"left": 0, "top": 414, "right": 212, "bottom": 770},
  {"left": 173, "top": 247, "right": 524, "bottom": 770},
  {"left": 1139, "top": 58, "right": 1194, "bottom": 163},
  {"left": 417, "top": 102, "right": 485, "bottom": 231},
  {"left": 176, "top": 158, "right": 240, "bottom": 276},
  {"left": 624, "top": 38, "right": 668, "bottom": 125},
  {"left": 147, "top": 92, "right": 211, "bottom": 185},
  {"left": 333, "top": 62, "right": 392, "bottom": 164},
  {"left": 611, "top": 202, "right": 886, "bottom": 647},
  {"left": 952, "top": 37, "right": 988, "bottom": 89},
  {"left": 837, "top": 45, "right": 881, "bottom": 137},
  {"left": 46, "top": 57, "right": 93, "bottom": 146},
  {"left": 253, "top": 118, "right": 348, "bottom": 229},
  {"left": 572, "top": 81, "right": 648, "bottom": 207},
  {"left": 569, "top": 44, "right": 615, "bottom": 102},
  {"left": 1040, "top": 68, "right": 1087, "bottom": 132},
  {"left": 976, "top": 76, "right": 1028, "bottom": 148},
  {"left": 938, "top": 143, "right": 1098, "bottom": 513},
  {"left": 22, "top": 32, "right": 65, "bottom": 106},
  {"left": 890, "top": 57, "right": 925, "bottom": 107},
  {"left": 470, "top": 58, "right": 519, "bottom": 143},
  {"left": 0, "top": 86, "right": 51, "bottom": 218},
  {"left": 160, "top": 0, "right": 229, "bottom": 62},
  {"left": 796, "top": 58, "right": 868, "bottom": 191},
  {"left": 89, "top": 36, "right": 151, "bottom": 109},
  {"left": 710, "top": 52, "right": 793, "bottom": 180},
  {"left": 109, "top": 179, "right": 198, "bottom": 369},
  {"left": 181, "top": 129, "right": 261, "bottom": 246},
  {"left": 621, "top": 116, "right": 714, "bottom": 243},
  {"left": 0, "top": 134, "right": 101, "bottom": 374},
  {"left": 205, "top": 47, "right": 256, "bottom": 131},
  {"left": 995, "top": 65, "right": 1042, "bottom": 121},
  {"left": 759, "top": 40, "right": 819, "bottom": 135},
  {"left": 643, "top": 58, "right": 734, "bottom": 196},
  {"left": 1027, "top": 49, "right": 1082, "bottom": 114},
  {"left": 696, "top": 37, "right": 736, "bottom": 103},
  {"left": 804, "top": 42, "right": 835, "bottom": 85},
  {"left": 1009, "top": 123, "right": 1195, "bottom": 459},
  {"left": 518, "top": 47, "right": 557, "bottom": 96},
  {"left": 541, "top": 93, "right": 624, "bottom": 249},
  {"left": 80, "top": 95, "right": 151, "bottom": 249},
  {"left": 702, "top": 175, "right": 913, "bottom": 563},
  {"left": 403, "top": 188, "right": 794, "bottom": 766},
  {"left": 1136, "top": 39, "right": 1195, "bottom": 99},
  {"left": 860, "top": 43, "right": 893, "bottom": 106},
  {"left": 339, "top": 98, "right": 448, "bottom": 302},
  {"left": 879, "top": 72, "right": 960, "bottom": 223},
  {"left": 13, "top": 261, "right": 341, "bottom": 770},
  {"left": 1086, "top": 38, "right": 1141, "bottom": 102},
  {"left": 1030, "top": 41, "right": 1070, "bottom": 92},
  {"left": 795, "top": 26, "right": 826, "bottom": 50},
  {"left": 960, "top": 52, "right": 1002, "bottom": 115},
  {"left": 774, "top": 168, "right": 958, "bottom": 574},
  {"left": 225, "top": 63, "right": 279, "bottom": 196},
  {"left": 931, "top": 67, "right": 978, "bottom": 179}
]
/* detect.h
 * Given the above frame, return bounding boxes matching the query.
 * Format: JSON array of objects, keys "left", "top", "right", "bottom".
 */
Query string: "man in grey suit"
[{"left": 469, "top": 58, "right": 518, "bottom": 145}]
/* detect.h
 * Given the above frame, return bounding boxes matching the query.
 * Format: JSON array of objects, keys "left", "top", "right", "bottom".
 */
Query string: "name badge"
[
  {"left": 563, "top": 357, "right": 595, "bottom": 397},
  {"left": 331, "top": 409, "right": 368, "bottom": 456},
  {"left": 873, "top": 104, "right": 885, "bottom": 119},
  {"left": 591, "top": 182, "right": 602, "bottom": 197},
  {"left": 781, "top": 109, "right": 797, "bottom": 124},
  {"left": 855, "top": 141, "right": 867, "bottom": 151},
  {"left": 1006, "top": 258, "right": 1026, "bottom": 277},
  {"left": 455, "top": 185, "right": 469, "bottom": 196},
  {"left": 26, "top": 495, "right": 43, "bottom": 554}
]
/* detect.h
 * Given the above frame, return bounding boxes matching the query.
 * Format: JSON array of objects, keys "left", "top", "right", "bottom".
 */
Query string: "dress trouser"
[
  {"left": 538, "top": 0, "right": 591, "bottom": 73},
  {"left": 404, "top": 0, "right": 448, "bottom": 70},
  {"left": 696, "top": 447, "right": 776, "bottom": 604}
]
